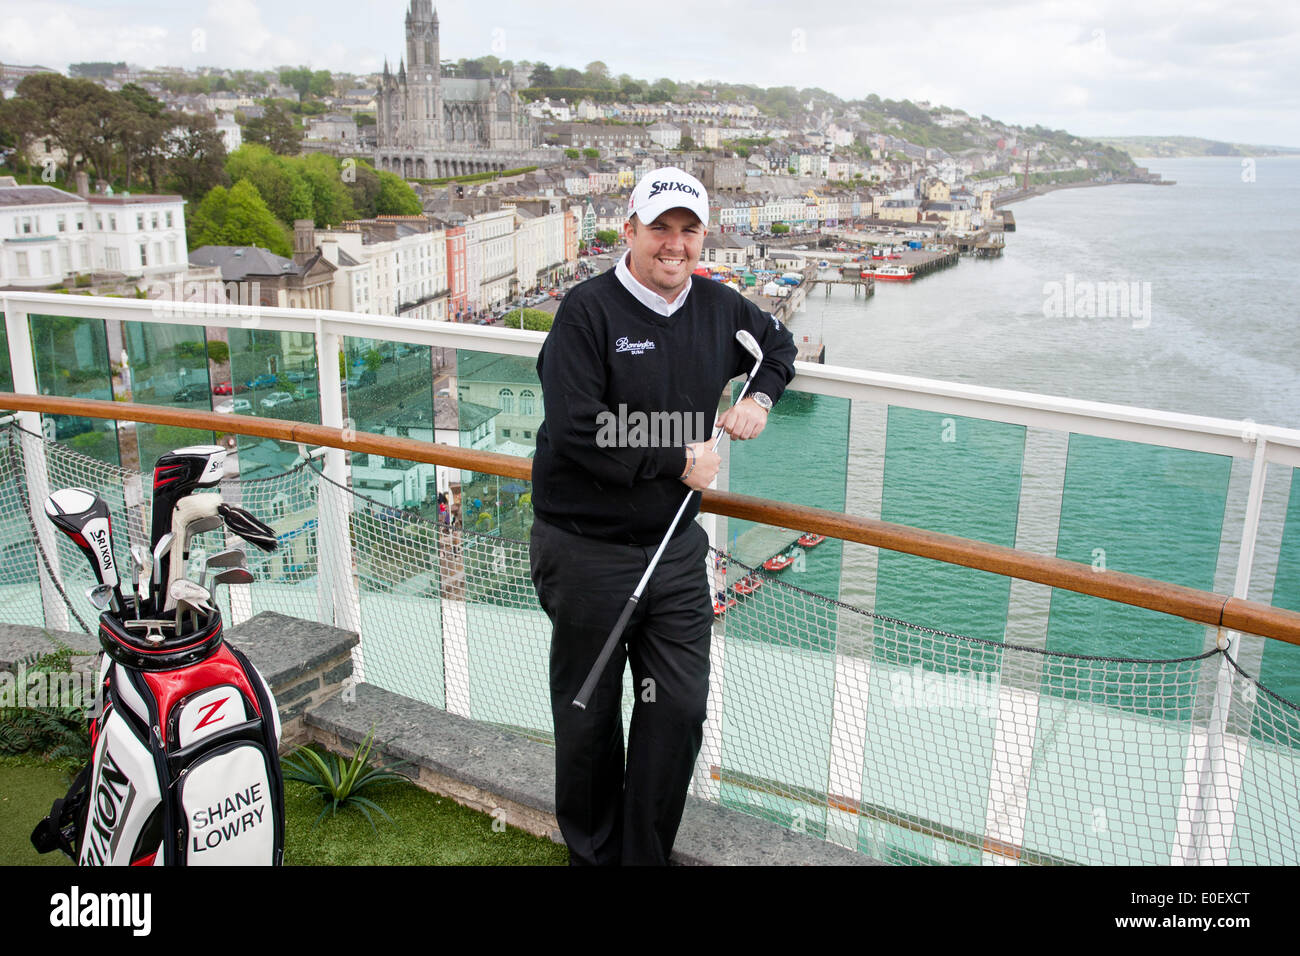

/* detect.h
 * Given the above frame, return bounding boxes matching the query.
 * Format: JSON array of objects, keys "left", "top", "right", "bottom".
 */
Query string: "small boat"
[
  {"left": 713, "top": 597, "right": 738, "bottom": 616},
  {"left": 797, "top": 533, "right": 826, "bottom": 548},
  {"left": 734, "top": 575, "right": 765, "bottom": 596},
  {"left": 870, "top": 266, "right": 914, "bottom": 282},
  {"left": 763, "top": 553, "right": 795, "bottom": 572}
]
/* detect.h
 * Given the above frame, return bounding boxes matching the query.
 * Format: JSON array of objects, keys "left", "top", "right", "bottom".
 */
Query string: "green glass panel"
[
  {"left": 455, "top": 349, "right": 539, "bottom": 541},
  {"left": 121, "top": 320, "right": 214, "bottom": 472},
  {"left": 29, "top": 314, "right": 119, "bottom": 466},
  {"left": 1261, "top": 469, "right": 1300, "bottom": 705},
  {"left": 0, "top": 317, "right": 13, "bottom": 393},
  {"left": 727, "top": 387, "right": 849, "bottom": 605},
  {"left": 225, "top": 327, "right": 319, "bottom": 478},
  {"left": 454, "top": 349, "right": 543, "bottom": 728},
  {"left": 875, "top": 407, "right": 1025, "bottom": 646},
  {"left": 1045, "top": 435, "right": 1231, "bottom": 662},
  {"left": 344, "top": 335, "right": 437, "bottom": 517},
  {"left": 1227, "top": 701, "right": 1300, "bottom": 864},
  {"left": 719, "top": 388, "right": 849, "bottom": 839}
]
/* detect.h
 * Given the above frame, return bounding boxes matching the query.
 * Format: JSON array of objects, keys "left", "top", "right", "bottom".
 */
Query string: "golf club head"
[
  {"left": 183, "top": 514, "right": 224, "bottom": 549},
  {"left": 735, "top": 328, "right": 763, "bottom": 362},
  {"left": 217, "top": 503, "right": 278, "bottom": 552},
  {"left": 163, "top": 511, "right": 224, "bottom": 610},
  {"left": 44, "top": 488, "right": 124, "bottom": 613},
  {"left": 86, "top": 583, "right": 114, "bottom": 612},
  {"left": 150, "top": 445, "right": 226, "bottom": 549},
  {"left": 212, "top": 566, "right": 254, "bottom": 587}
]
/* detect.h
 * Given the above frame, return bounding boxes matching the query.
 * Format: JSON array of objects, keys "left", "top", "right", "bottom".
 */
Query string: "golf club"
[
  {"left": 169, "top": 578, "right": 212, "bottom": 634},
  {"left": 149, "top": 531, "right": 175, "bottom": 618},
  {"left": 209, "top": 565, "right": 254, "bottom": 613},
  {"left": 44, "top": 488, "right": 127, "bottom": 615},
  {"left": 160, "top": 494, "right": 223, "bottom": 611},
  {"left": 201, "top": 549, "right": 247, "bottom": 589},
  {"left": 572, "top": 329, "right": 766, "bottom": 710},
  {"left": 86, "top": 584, "right": 115, "bottom": 612},
  {"left": 130, "top": 545, "right": 150, "bottom": 614},
  {"left": 149, "top": 446, "right": 226, "bottom": 552},
  {"left": 216, "top": 503, "right": 278, "bottom": 552}
]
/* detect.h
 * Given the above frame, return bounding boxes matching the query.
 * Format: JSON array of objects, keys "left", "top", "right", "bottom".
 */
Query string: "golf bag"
[{"left": 32, "top": 598, "right": 285, "bottom": 866}]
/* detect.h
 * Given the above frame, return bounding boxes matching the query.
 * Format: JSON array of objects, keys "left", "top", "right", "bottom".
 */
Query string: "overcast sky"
[{"left": 2, "top": 0, "right": 1297, "bottom": 147}]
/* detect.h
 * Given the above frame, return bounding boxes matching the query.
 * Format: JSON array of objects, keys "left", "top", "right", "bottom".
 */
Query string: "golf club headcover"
[{"left": 217, "top": 504, "right": 278, "bottom": 552}]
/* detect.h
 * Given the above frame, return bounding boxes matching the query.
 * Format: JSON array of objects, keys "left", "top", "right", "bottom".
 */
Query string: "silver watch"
[{"left": 750, "top": 392, "right": 773, "bottom": 410}]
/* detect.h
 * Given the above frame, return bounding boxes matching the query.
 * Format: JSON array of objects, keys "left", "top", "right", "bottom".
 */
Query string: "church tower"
[{"left": 404, "top": 0, "right": 441, "bottom": 146}]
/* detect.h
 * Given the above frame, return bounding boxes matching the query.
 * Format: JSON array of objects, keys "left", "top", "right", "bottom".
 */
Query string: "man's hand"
[
  {"left": 716, "top": 396, "right": 769, "bottom": 442},
  {"left": 681, "top": 442, "right": 721, "bottom": 491}
]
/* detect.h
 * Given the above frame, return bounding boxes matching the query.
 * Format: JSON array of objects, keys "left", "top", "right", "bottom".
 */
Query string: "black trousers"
[{"left": 529, "top": 516, "right": 712, "bottom": 865}]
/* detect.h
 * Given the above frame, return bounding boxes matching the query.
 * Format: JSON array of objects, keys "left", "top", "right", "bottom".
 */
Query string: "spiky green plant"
[{"left": 281, "top": 727, "right": 409, "bottom": 831}]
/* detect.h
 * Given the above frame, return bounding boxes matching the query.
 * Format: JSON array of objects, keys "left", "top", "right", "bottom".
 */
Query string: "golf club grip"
[{"left": 572, "top": 596, "right": 638, "bottom": 710}]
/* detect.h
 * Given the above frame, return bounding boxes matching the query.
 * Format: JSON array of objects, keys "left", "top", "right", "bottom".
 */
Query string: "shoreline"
[{"left": 993, "top": 177, "right": 1170, "bottom": 208}]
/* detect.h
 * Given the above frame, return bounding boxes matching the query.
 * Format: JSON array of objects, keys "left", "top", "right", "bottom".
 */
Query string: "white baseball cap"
[{"left": 627, "top": 167, "right": 709, "bottom": 227}]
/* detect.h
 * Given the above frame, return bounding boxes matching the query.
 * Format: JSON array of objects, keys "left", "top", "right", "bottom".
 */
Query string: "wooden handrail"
[{"left": 5, "top": 392, "right": 1299, "bottom": 647}]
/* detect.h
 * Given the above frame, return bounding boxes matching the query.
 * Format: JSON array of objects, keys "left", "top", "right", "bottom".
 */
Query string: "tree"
[
  {"left": 503, "top": 308, "right": 553, "bottom": 332},
  {"left": 374, "top": 170, "right": 422, "bottom": 215},
  {"left": 595, "top": 229, "right": 619, "bottom": 246},
  {"left": 343, "top": 159, "right": 383, "bottom": 217},
  {"left": 677, "top": 135, "right": 696, "bottom": 152},
  {"left": 244, "top": 103, "right": 301, "bottom": 155},
  {"left": 189, "top": 181, "right": 292, "bottom": 256},
  {"left": 529, "top": 62, "right": 554, "bottom": 86},
  {"left": 582, "top": 147, "right": 599, "bottom": 159},
  {"left": 564, "top": 148, "right": 580, "bottom": 159},
  {"left": 227, "top": 144, "right": 313, "bottom": 223},
  {"left": 164, "top": 114, "right": 229, "bottom": 202},
  {"left": 298, "top": 153, "right": 357, "bottom": 227},
  {"left": 771, "top": 223, "right": 790, "bottom": 234}
]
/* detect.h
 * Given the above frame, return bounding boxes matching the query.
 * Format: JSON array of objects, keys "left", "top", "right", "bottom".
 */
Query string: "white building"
[
  {"left": 0, "top": 183, "right": 187, "bottom": 288},
  {"left": 471, "top": 207, "right": 516, "bottom": 309}
]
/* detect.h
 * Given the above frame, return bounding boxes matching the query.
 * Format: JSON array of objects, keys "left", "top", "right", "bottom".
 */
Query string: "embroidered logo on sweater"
[{"left": 615, "top": 336, "right": 656, "bottom": 355}]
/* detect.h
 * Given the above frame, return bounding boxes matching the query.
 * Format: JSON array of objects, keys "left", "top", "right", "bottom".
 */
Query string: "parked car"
[
  {"left": 173, "top": 383, "right": 209, "bottom": 403},
  {"left": 215, "top": 398, "right": 252, "bottom": 415},
  {"left": 212, "top": 381, "right": 246, "bottom": 395},
  {"left": 283, "top": 369, "right": 311, "bottom": 383},
  {"left": 259, "top": 392, "right": 294, "bottom": 410},
  {"left": 343, "top": 369, "right": 377, "bottom": 388},
  {"left": 245, "top": 373, "right": 277, "bottom": 389}
]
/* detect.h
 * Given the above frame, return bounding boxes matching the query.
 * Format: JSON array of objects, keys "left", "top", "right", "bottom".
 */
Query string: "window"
[
  {"left": 168, "top": 239, "right": 177, "bottom": 263},
  {"left": 523, "top": 430, "right": 532, "bottom": 440},
  {"left": 41, "top": 250, "right": 52, "bottom": 275},
  {"left": 76, "top": 215, "right": 85, "bottom": 231},
  {"left": 59, "top": 246, "right": 70, "bottom": 272},
  {"left": 20, "top": 217, "right": 32, "bottom": 234},
  {"left": 96, "top": 214, "right": 103, "bottom": 230},
  {"left": 109, "top": 215, "right": 117, "bottom": 230},
  {"left": 498, "top": 388, "right": 514, "bottom": 413},
  {"left": 165, "top": 211, "right": 173, "bottom": 227},
  {"left": 501, "top": 428, "right": 511, "bottom": 438},
  {"left": 151, "top": 213, "right": 159, "bottom": 230},
  {"left": 520, "top": 390, "right": 535, "bottom": 416},
  {"left": 15, "top": 252, "right": 28, "bottom": 277},
  {"left": 137, "top": 214, "right": 145, "bottom": 230},
  {"left": 57, "top": 215, "right": 66, "bottom": 233}
]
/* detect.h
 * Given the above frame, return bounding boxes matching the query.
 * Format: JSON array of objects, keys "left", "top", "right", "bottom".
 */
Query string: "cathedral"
[{"left": 374, "top": 1, "right": 538, "bottom": 179}]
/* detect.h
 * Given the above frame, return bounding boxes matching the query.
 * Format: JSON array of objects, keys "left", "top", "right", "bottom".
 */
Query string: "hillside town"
[{"left": 0, "top": 1, "right": 1157, "bottom": 317}]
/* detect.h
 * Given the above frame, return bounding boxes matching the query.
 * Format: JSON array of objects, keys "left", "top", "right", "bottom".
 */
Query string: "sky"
[{"left": 2, "top": 0, "right": 1297, "bottom": 148}]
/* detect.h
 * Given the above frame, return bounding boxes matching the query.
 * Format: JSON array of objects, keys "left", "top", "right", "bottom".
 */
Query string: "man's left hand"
[{"left": 717, "top": 397, "right": 769, "bottom": 441}]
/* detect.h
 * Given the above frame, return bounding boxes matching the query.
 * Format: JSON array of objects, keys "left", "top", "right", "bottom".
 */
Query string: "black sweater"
[{"left": 533, "top": 269, "right": 797, "bottom": 545}]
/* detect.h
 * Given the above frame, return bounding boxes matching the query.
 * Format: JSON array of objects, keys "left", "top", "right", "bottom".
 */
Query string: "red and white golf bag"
[{"left": 33, "top": 603, "right": 285, "bottom": 866}]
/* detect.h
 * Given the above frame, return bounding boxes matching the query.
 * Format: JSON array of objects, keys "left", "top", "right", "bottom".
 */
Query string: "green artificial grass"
[
  {"left": 284, "top": 773, "right": 569, "bottom": 866},
  {"left": 0, "top": 755, "right": 75, "bottom": 866}
]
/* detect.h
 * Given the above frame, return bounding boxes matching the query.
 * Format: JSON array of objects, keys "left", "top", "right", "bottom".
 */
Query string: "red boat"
[
  {"left": 763, "top": 553, "right": 795, "bottom": 572},
  {"left": 713, "top": 597, "right": 738, "bottom": 616},
  {"left": 797, "top": 533, "right": 826, "bottom": 547},
  {"left": 868, "top": 266, "right": 914, "bottom": 282},
  {"left": 734, "top": 575, "right": 765, "bottom": 596}
]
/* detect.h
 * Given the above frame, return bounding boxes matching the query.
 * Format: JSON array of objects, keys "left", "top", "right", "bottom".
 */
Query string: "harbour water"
[{"left": 726, "top": 157, "right": 1300, "bottom": 700}]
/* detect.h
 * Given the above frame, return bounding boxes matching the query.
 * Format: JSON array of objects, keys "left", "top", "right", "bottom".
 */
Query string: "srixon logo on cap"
[{"left": 648, "top": 180, "right": 699, "bottom": 199}]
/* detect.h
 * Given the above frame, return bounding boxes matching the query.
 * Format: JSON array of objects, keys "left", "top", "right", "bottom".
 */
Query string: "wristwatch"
[{"left": 749, "top": 392, "right": 773, "bottom": 411}]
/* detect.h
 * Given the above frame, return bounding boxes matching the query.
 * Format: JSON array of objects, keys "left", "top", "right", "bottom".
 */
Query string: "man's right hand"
[{"left": 681, "top": 442, "right": 721, "bottom": 491}]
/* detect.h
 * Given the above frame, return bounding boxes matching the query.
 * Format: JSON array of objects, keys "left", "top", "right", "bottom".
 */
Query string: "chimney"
[
  {"left": 293, "top": 219, "right": 316, "bottom": 265},
  {"left": 75, "top": 170, "right": 90, "bottom": 198}
]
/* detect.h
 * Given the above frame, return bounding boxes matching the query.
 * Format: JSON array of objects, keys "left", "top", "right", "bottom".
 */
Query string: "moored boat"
[
  {"left": 734, "top": 574, "right": 765, "bottom": 596},
  {"left": 797, "top": 533, "right": 825, "bottom": 547}
]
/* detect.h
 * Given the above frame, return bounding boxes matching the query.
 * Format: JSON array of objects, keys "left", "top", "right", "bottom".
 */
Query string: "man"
[{"left": 530, "top": 167, "right": 796, "bottom": 865}]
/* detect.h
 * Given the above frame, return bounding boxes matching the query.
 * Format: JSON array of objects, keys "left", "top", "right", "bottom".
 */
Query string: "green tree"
[
  {"left": 227, "top": 144, "right": 311, "bottom": 223},
  {"left": 529, "top": 62, "right": 554, "bottom": 86},
  {"left": 298, "top": 153, "right": 356, "bottom": 226},
  {"left": 189, "top": 181, "right": 291, "bottom": 256},
  {"left": 374, "top": 170, "right": 422, "bottom": 215},
  {"left": 244, "top": 103, "right": 301, "bottom": 155},
  {"left": 503, "top": 308, "right": 554, "bottom": 332},
  {"left": 343, "top": 158, "right": 383, "bottom": 217},
  {"left": 595, "top": 229, "right": 619, "bottom": 246},
  {"left": 564, "top": 148, "right": 580, "bottom": 159},
  {"left": 164, "top": 114, "right": 229, "bottom": 201},
  {"left": 771, "top": 222, "right": 790, "bottom": 234},
  {"left": 582, "top": 147, "right": 599, "bottom": 159}
]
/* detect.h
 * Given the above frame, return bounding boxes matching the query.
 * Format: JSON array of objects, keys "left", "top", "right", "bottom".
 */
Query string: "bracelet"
[{"left": 681, "top": 446, "right": 696, "bottom": 480}]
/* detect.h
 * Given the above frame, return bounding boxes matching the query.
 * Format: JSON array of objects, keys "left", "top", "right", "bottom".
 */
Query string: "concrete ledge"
[
  {"left": 307, "top": 681, "right": 876, "bottom": 866},
  {"left": 0, "top": 622, "right": 98, "bottom": 670}
]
